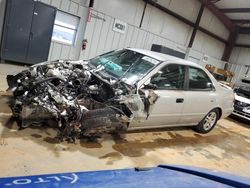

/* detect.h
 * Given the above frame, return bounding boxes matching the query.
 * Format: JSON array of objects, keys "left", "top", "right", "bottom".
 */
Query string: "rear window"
[{"left": 188, "top": 67, "right": 213, "bottom": 91}]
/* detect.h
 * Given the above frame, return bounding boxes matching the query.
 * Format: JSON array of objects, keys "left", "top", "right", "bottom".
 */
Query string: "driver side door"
[{"left": 133, "top": 64, "right": 186, "bottom": 127}]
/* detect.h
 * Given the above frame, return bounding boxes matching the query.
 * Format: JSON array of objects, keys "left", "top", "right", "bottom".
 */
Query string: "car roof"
[{"left": 127, "top": 48, "right": 202, "bottom": 68}]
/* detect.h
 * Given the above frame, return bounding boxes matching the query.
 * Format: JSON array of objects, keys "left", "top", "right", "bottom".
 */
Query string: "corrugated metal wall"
[
  {"left": 80, "top": 8, "right": 226, "bottom": 70},
  {"left": 1, "top": 0, "right": 248, "bottom": 85},
  {"left": 80, "top": 9, "right": 186, "bottom": 60},
  {"left": 229, "top": 47, "right": 250, "bottom": 85},
  {"left": 38, "top": 0, "right": 88, "bottom": 61}
]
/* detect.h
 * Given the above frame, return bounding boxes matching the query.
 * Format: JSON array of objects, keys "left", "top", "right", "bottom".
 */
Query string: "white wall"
[
  {"left": 228, "top": 45, "right": 250, "bottom": 84},
  {"left": 38, "top": 0, "right": 88, "bottom": 61},
  {"left": 200, "top": 8, "right": 229, "bottom": 40},
  {"left": 228, "top": 34, "right": 250, "bottom": 84},
  {"left": 93, "top": 0, "right": 144, "bottom": 26},
  {"left": 80, "top": 0, "right": 228, "bottom": 69},
  {"left": 141, "top": 4, "right": 192, "bottom": 47},
  {"left": 2, "top": 0, "right": 245, "bottom": 74},
  {"left": 80, "top": 9, "right": 189, "bottom": 60}
]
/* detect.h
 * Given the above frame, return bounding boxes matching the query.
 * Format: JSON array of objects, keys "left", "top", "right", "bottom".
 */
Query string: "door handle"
[{"left": 176, "top": 98, "right": 184, "bottom": 103}]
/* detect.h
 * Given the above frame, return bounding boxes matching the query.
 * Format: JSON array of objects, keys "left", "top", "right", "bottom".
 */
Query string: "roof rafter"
[
  {"left": 232, "top": 19, "right": 250, "bottom": 24},
  {"left": 220, "top": 8, "right": 250, "bottom": 13},
  {"left": 239, "top": 27, "right": 250, "bottom": 34},
  {"left": 197, "top": 0, "right": 236, "bottom": 32}
]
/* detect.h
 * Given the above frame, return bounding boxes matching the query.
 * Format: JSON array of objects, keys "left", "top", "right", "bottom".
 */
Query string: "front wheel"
[{"left": 193, "top": 109, "right": 219, "bottom": 134}]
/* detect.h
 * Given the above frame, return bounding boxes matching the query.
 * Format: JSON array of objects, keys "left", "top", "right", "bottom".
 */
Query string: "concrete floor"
[
  {"left": 0, "top": 63, "right": 27, "bottom": 90},
  {"left": 0, "top": 63, "right": 250, "bottom": 178}
]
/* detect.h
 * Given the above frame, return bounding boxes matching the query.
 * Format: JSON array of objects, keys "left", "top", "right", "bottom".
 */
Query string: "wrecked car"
[
  {"left": 6, "top": 48, "right": 234, "bottom": 141},
  {"left": 232, "top": 77, "right": 250, "bottom": 122}
]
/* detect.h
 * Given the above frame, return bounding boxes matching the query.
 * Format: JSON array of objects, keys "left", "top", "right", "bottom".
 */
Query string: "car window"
[
  {"left": 150, "top": 64, "right": 185, "bottom": 90},
  {"left": 89, "top": 49, "right": 157, "bottom": 84},
  {"left": 188, "top": 66, "right": 213, "bottom": 90}
]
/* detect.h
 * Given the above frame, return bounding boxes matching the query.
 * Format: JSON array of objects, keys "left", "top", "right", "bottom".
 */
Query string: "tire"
[{"left": 193, "top": 109, "right": 219, "bottom": 134}]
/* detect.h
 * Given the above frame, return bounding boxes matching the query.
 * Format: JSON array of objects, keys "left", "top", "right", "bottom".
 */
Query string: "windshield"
[
  {"left": 234, "top": 86, "right": 250, "bottom": 99},
  {"left": 89, "top": 49, "right": 158, "bottom": 84}
]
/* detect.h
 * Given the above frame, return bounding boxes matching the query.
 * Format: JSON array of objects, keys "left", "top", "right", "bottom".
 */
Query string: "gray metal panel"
[
  {"left": 1, "top": 0, "right": 34, "bottom": 62},
  {"left": 0, "top": 0, "right": 7, "bottom": 55},
  {"left": 26, "top": 2, "right": 56, "bottom": 63},
  {"left": 151, "top": 44, "right": 185, "bottom": 59}
]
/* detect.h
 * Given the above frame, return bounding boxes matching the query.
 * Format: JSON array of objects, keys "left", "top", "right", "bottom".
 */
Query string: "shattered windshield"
[
  {"left": 234, "top": 86, "right": 250, "bottom": 99},
  {"left": 89, "top": 49, "right": 158, "bottom": 84}
]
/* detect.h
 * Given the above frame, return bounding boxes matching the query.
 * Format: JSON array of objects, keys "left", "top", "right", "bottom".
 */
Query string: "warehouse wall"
[
  {"left": 38, "top": 0, "right": 88, "bottom": 61},
  {"left": 80, "top": 0, "right": 228, "bottom": 69},
  {"left": 229, "top": 47, "right": 250, "bottom": 84},
  {"left": 226, "top": 34, "right": 250, "bottom": 84},
  {"left": 0, "top": 0, "right": 6, "bottom": 53}
]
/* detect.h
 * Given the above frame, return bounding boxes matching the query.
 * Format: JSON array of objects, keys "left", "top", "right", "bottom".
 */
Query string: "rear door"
[{"left": 180, "top": 66, "right": 217, "bottom": 124}]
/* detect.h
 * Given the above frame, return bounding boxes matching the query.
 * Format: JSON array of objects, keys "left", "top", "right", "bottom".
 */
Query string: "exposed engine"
[{"left": 6, "top": 60, "right": 140, "bottom": 141}]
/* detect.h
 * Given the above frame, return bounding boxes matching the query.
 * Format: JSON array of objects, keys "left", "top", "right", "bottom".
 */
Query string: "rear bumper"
[{"left": 232, "top": 110, "right": 250, "bottom": 121}]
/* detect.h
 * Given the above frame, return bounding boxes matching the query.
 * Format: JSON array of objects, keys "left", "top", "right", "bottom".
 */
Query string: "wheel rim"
[{"left": 203, "top": 111, "right": 217, "bottom": 131}]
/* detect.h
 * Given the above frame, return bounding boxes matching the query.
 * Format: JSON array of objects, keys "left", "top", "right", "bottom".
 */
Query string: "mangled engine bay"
[{"left": 7, "top": 61, "right": 157, "bottom": 141}]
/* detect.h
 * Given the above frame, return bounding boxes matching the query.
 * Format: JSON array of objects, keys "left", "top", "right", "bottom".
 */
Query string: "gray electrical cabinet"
[
  {"left": 0, "top": 0, "right": 56, "bottom": 64},
  {"left": 151, "top": 44, "right": 185, "bottom": 59}
]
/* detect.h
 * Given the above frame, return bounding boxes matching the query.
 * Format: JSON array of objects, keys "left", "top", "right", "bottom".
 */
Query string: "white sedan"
[{"left": 7, "top": 48, "right": 234, "bottom": 139}]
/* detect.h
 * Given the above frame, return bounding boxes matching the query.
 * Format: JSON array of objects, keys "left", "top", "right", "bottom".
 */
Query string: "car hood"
[{"left": 235, "top": 93, "right": 250, "bottom": 104}]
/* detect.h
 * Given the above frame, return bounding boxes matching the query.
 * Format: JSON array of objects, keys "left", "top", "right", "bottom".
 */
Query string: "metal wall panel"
[
  {"left": 80, "top": 9, "right": 191, "bottom": 60},
  {"left": 1, "top": 0, "right": 34, "bottom": 62},
  {"left": 237, "top": 35, "right": 250, "bottom": 45},
  {"left": 124, "top": 25, "right": 134, "bottom": 48},
  {"left": 69, "top": 1, "right": 78, "bottom": 15},
  {"left": 51, "top": 0, "right": 61, "bottom": 8},
  {"left": 95, "top": 15, "right": 108, "bottom": 55},
  {"left": 104, "top": 16, "right": 116, "bottom": 53},
  {"left": 200, "top": 8, "right": 229, "bottom": 40},
  {"left": 37, "top": 0, "right": 88, "bottom": 61},
  {"left": 93, "top": 0, "right": 144, "bottom": 26},
  {"left": 51, "top": 42, "right": 62, "bottom": 60},
  {"left": 60, "top": 0, "right": 70, "bottom": 12},
  {"left": 89, "top": 12, "right": 104, "bottom": 58},
  {"left": 192, "top": 31, "right": 225, "bottom": 59},
  {"left": 111, "top": 32, "right": 120, "bottom": 50},
  {"left": 80, "top": 8, "right": 229, "bottom": 75},
  {"left": 168, "top": 0, "right": 200, "bottom": 22},
  {"left": 0, "top": 0, "right": 6, "bottom": 51},
  {"left": 26, "top": 2, "right": 56, "bottom": 63}
]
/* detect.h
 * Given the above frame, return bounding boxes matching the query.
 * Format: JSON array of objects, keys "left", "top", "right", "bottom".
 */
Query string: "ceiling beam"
[
  {"left": 222, "top": 28, "right": 239, "bottom": 62},
  {"left": 220, "top": 8, "right": 250, "bottom": 13},
  {"left": 188, "top": 3, "right": 205, "bottom": 47},
  {"left": 144, "top": 0, "right": 226, "bottom": 44},
  {"left": 235, "top": 43, "right": 250, "bottom": 48},
  {"left": 239, "top": 27, "right": 250, "bottom": 34},
  {"left": 232, "top": 19, "right": 250, "bottom": 24},
  {"left": 197, "top": 0, "right": 235, "bottom": 32}
]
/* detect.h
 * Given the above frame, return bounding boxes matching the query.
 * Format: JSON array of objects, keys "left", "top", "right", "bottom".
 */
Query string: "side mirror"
[
  {"left": 207, "top": 82, "right": 214, "bottom": 90},
  {"left": 141, "top": 83, "right": 158, "bottom": 90}
]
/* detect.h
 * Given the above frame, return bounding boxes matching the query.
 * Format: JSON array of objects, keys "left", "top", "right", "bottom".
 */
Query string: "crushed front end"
[{"left": 6, "top": 60, "right": 140, "bottom": 141}]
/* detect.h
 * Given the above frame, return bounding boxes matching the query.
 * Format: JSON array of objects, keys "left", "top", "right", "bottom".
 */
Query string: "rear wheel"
[{"left": 193, "top": 109, "right": 219, "bottom": 134}]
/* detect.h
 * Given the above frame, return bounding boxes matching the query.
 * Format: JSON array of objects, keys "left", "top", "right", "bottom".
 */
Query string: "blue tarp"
[{"left": 0, "top": 165, "right": 249, "bottom": 188}]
